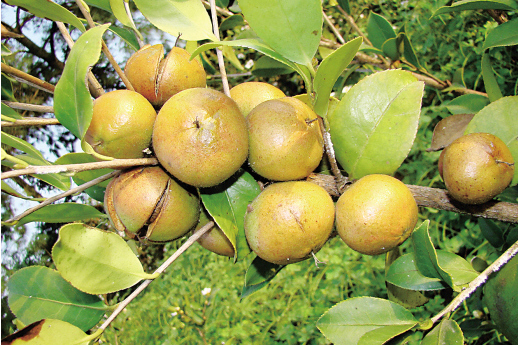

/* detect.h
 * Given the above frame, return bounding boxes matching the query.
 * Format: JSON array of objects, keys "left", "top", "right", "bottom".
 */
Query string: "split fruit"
[
  {"left": 124, "top": 44, "right": 206, "bottom": 107},
  {"left": 335, "top": 174, "right": 418, "bottom": 256},
  {"left": 439, "top": 132, "right": 515, "bottom": 204},
  {"left": 104, "top": 166, "right": 200, "bottom": 243},
  {"left": 246, "top": 97, "right": 324, "bottom": 181},
  {"left": 84, "top": 89, "right": 157, "bottom": 159},
  {"left": 244, "top": 181, "right": 335, "bottom": 265},
  {"left": 152, "top": 87, "right": 249, "bottom": 188},
  {"left": 229, "top": 81, "right": 286, "bottom": 117}
]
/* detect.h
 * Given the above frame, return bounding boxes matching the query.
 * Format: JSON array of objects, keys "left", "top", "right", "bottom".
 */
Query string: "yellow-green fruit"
[
  {"left": 440, "top": 132, "right": 515, "bottom": 204},
  {"left": 124, "top": 44, "right": 206, "bottom": 107},
  {"left": 84, "top": 90, "right": 157, "bottom": 159},
  {"left": 247, "top": 97, "right": 324, "bottom": 181},
  {"left": 336, "top": 174, "right": 418, "bottom": 256},
  {"left": 244, "top": 181, "right": 335, "bottom": 265},
  {"left": 229, "top": 81, "right": 285, "bottom": 117},
  {"left": 483, "top": 255, "right": 518, "bottom": 344},
  {"left": 152, "top": 88, "right": 249, "bottom": 188},
  {"left": 104, "top": 166, "right": 200, "bottom": 242},
  {"left": 194, "top": 209, "right": 235, "bottom": 257}
]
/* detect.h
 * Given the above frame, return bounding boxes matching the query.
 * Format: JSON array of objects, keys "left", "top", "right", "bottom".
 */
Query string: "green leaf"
[
  {"left": 251, "top": 56, "right": 295, "bottom": 77},
  {"left": 54, "top": 24, "right": 110, "bottom": 139},
  {"left": 2, "top": 103, "right": 23, "bottom": 119},
  {"left": 200, "top": 170, "right": 261, "bottom": 261},
  {"left": 1, "top": 181, "right": 44, "bottom": 201},
  {"left": 401, "top": 32, "right": 423, "bottom": 70},
  {"left": 433, "top": 0, "right": 518, "bottom": 17},
  {"left": 85, "top": 0, "right": 112, "bottom": 12},
  {"left": 317, "top": 297, "right": 418, "bottom": 345},
  {"left": 1, "top": 74, "right": 16, "bottom": 101},
  {"left": 238, "top": 0, "right": 323, "bottom": 66},
  {"left": 445, "top": 94, "right": 489, "bottom": 114},
  {"left": 359, "top": 324, "right": 416, "bottom": 345},
  {"left": 17, "top": 203, "right": 107, "bottom": 227},
  {"left": 4, "top": 0, "right": 86, "bottom": 33},
  {"left": 478, "top": 218, "right": 505, "bottom": 248},
  {"left": 328, "top": 69, "right": 424, "bottom": 179},
  {"left": 1, "top": 319, "right": 90, "bottom": 345},
  {"left": 241, "top": 255, "right": 284, "bottom": 299},
  {"left": 55, "top": 153, "right": 114, "bottom": 202},
  {"left": 465, "top": 96, "right": 518, "bottom": 185},
  {"left": 313, "top": 37, "right": 362, "bottom": 117},
  {"left": 380, "top": 36, "right": 401, "bottom": 61},
  {"left": 108, "top": 25, "right": 140, "bottom": 51},
  {"left": 7, "top": 266, "right": 107, "bottom": 331},
  {"left": 422, "top": 319, "right": 464, "bottom": 345},
  {"left": 2, "top": 43, "right": 13, "bottom": 56},
  {"left": 337, "top": 0, "right": 350, "bottom": 13},
  {"left": 52, "top": 223, "right": 157, "bottom": 295},
  {"left": 484, "top": 17, "right": 518, "bottom": 49},
  {"left": 109, "top": 0, "right": 142, "bottom": 40},
  {"left": 481, "top": 53, "right": 503, "bottom": 102},
  {"left": 1, "top": 132, "right": 47, "bottom": 162},
  {"left": 133, "top": 0, "right": 216, "bottom": 41},
  {"left": 220, "top": 14, "right": 245, "bottom": 32},
  {"left": 367, "top": 12, "right": 396, "bottom": 50}
]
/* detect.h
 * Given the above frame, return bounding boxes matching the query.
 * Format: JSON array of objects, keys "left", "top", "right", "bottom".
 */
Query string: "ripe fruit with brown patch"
[
  {"left": 152, "top": 88, "right": 249, "bottom": 188},
  {"left": 246, "top": 97, "right": 324, "bottom": 181},
  {"left": 229, "top": 81, "right": 286, "bottom": 117},
  {"left": 244, "top": 181, "right": 335, "bottom": 265},
  {"left": 84, "top": 89, "right": 157, "bottom": 159},
  {"left": 335, "top": 174, "right": 418, "bottom": 256},
  {"left": 439, "top": 132, "right": 514, "bottom": 204},
  {"left": 104, "top": 166, "right": 200, "bottom": 243}
]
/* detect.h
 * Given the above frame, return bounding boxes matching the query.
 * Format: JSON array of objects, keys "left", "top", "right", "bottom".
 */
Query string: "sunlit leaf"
[
  {"left": 328, "top": 69, "right": 424, "bottom": 179},
  {"left": 2, "top": 103, "right": 23, "bottom": 119},
  {"left": 54, "top": 24, "right": 110, "bottom": 139},
  {"left": 1, "top": 319, "right": 89, "bottom": 345},
  {"left": 17, "top": 203, "right": 107, "bottom": 227},
  {"left": 238, "top": 0, "right": 322, "bottom": 66},
  {"left": 1, "top": 132, "right": 48, "bottom": 161},
  {"left": 7, "top": 266, "right": 107, "bottom": 331},
  {"left": 483, "top": 17, "right": 518, "bottom": 49},
  {"left": 445, "top": 94, "right": 489, "bottom": 115},
  {"left": 52, "top": 223, "right": 157, "bottom": 294},
  {"left": 422, "top": 319, "right": 464, "bottom": 345},
  {"left": 109, "top": 0, "right": 142, "bottom": 40},
  {"left": 241, "top": 255, "right": 284, "bottom": 299}
]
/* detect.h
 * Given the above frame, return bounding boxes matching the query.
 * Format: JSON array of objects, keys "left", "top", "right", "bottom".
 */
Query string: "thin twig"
[
  {"left": 1, "top": 157, "right": 159, "bottom": 180},
  {"left": 55, "top": 21, "right": 105, "bottom": 97},
  {"left": 74, "top": 0, "right": 135, "bottom": 91},
  {"left": 209, "top": 0, "right": 230, "bottom": 96},
  {"left": 4, "top": 170, "right": 119, "bottom": 224},
  {"left": 1, "top": 62, "right": 55, "bottom": 93},
  {"left": 97, "top": 221, "right": 215, "bottom": 332},
  {"left": 1, "top": 118, "right": 60, "bottom": 127},
  {"left": 202, "top": 0, "right": 234, "bottom": 17},
  {"left": 323, "top": 10, "right": 345, "bottom": 44},
  {"left": 2, "top": 101, "right": 53, "bottom": 113},
  {"left": 430, "top": 240, "right": 518, "bottom": 324}
]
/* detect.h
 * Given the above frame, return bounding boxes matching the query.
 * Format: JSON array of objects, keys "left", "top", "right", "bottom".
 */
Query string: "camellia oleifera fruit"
[
  {"left": 84, "top": 89, "right": 157, "bottom": 159},
  {"left": 229, "top": 81, "right": 286, "bottom": 117},
  {"left": 124, "top": 44, "right": 206, "bottom": 107},
  {"left": 244, "top": 181, "right": 335, "bottom": 265},
  {"left": 194, "top": 209, "right": 235, "bottom": 258},
  {"left": 335, "top": 174, "right": 418, "bottom": 256},
  {"left": 246, "top": 97, "right": 324, "bottom": 181},
  {"left": 104, "top": 166, "right": 200, "bottom": 242},
  {"left": 152, "top": 88, "right": 249, "bottom": 188},
  {"left": 439, "top": 132, "right": 515, "bottom": 205}
]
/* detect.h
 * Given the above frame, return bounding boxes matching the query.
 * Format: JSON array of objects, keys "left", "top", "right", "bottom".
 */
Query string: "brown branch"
[
  {"left": 1, "top": 62, "right": 55, "bottom": 93},
  {"left": 2, "top": 101, "right": 53, "bottom": 113},
  {"left": 2, "top": 118, "right": 60, "bottom": 127}
]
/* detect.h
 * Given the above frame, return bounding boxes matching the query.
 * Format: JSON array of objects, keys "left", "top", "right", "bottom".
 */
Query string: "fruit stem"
[
  {"left": 209, "top": 0, "right": 230, "bottom": 97},
  {"left": 495, "top": 159, "right": 515, "bottom": 167}
]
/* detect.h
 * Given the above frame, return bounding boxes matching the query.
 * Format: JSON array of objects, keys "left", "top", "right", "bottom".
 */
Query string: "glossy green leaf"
[
  {"left": 381, "top": 35, "right": 401, "bottom": 61},
  {"left": 1, "top": 132, "right": 47, "bottom": 161},
  {"left": 241, "top": 255, "right": 284, "bottom": 299},
  {"left": 317, "top": 297, "right": 418, "bottom": 345},
  {"left": 108, "top": 25, "right": 140, "bottom": 51},
  {"left": 4, "top": 0, "right": 85, "bottom": 33},
  {"left": 7, "top": 266, "right": 107, "bottom": 331},
  {"left": 313, "top": 37, "right": 362, "bottom": 117},
  {"left": 85, "top": 0, "right": 112, "bottom": 12},
  {"left": 238, "top": 0, "right": 323, "bottom": 66},
  {"left": 422, "top": 319, "right": 464, "bottom": 345},
  {"left": 359, "top": 324, "right": 416, "bottom": 345},
  {"left": 1, "top": 319, "right": 90, "bottom": 345},
  {"left": 133, "top": 0, "right": 216, "bottom": 41},
  {"left": 200, "top": 170, "right": 261, "bottom": 262},
  {"left": 367, "top": 12, "right": 396, "bottom": 50},
  {"left": 17, "top": 203, "right": 107, "bottom": 227},
  {"left": 481, "top": 53, "right": 503, "bottom": 102},
  {"left": 484, "top": 17, "right": 518, "bottom": 49},
  {"left": 109, "top": 0, "right": 142, "bottom": 40},
  {"left": 445, "top": 94, "right": 489, "bottom": 114},
  {"left": 55, "top": 153, "right": 114, "bottom": 202},
  {"left": 465, "top": 96, "right": 518, "bottom": 185},
  {"left": 2, "top": 103, "right": 23, "bottom": 119},
  {"left": 328, "top": 69, "right": 424, "bottom": 179},
  {"left": 433, "top": 0, "right": 518, "bottom": 17},
  {"left": 251, "top": 56, "right": 295, "bottom": 77},
  {"left": 54, "top": 24, "right": 110, "bottom": 139},
  {"left": 1, "top": 181, "right": 44, "bottom": 201},
  {"left": 52, "top": 223, "right": 157, "bottom": 295}
]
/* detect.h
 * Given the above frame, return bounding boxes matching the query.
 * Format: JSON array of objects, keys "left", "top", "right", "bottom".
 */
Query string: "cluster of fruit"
[{"left": 86, "top": 44, "right": 514, "bottom": 266}]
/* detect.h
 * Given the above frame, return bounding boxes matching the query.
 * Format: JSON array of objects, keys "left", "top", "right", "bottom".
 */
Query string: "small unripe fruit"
[
  {"left": 244, "top": 181, "right": 335, "bottom": 265},
  {"left": 124, "top": 44, "right": 206, "bottom": 107},
  {"left": 152, "top": 88, "right": 249, "bottom": 188},
  {"left": 440, "top": 132, "right": 514, "bottom": 204},
  {"left": 335, "top": 174, "right": 418, "bottom": 256},
  {"left": 229, "top": 81, "right": 286, "bottom": 117},
  {"left": 104, "top": 166, "right": 200, "bottom": 242},
  {"left": 247, "top": 97, "right": 324, "bottom": 181},
  {"left": 84, "top": 90, "right": 157, "bottom": 159}
]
